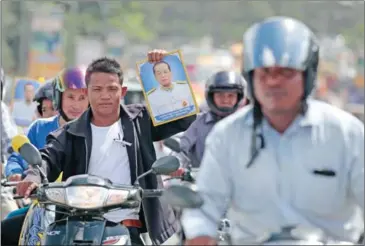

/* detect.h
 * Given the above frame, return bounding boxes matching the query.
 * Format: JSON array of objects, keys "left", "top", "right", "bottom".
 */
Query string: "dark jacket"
[{"left": 25, "top": 104, "right": 196, "bottom": 244}]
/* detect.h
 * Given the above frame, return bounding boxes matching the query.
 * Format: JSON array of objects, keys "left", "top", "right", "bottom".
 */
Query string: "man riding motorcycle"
[
  {"left": 181, "top": 17, "right": 364, "bottom": 245},
  {"left": 2, "top": 66, "right": 89, "bottom": 246},
  {"left": 179, "top": 71, "right": 247, "bottom": 167},
  {"left": 33, "top": 80, "right": 57, "bottom": 118},
  {"left": 12, "top": 52, "right": 195, "bottom": 245}
]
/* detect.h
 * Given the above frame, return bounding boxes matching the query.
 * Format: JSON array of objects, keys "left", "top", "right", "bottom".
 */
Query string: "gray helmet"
[
  {"left": 242, "top": 16, "right": 319, "bottom": 102},
  {"left": 34, "top": 81, "right": 55, "bottom": 116},
  {"left": 33, "top": 80, "right": 54, "bottom": 103},
  {"left": 205, "top": 71, "right": 247, "bottom": 116}
]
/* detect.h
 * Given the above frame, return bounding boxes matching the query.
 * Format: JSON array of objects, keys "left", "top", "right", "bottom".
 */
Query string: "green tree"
[
  {"left": 343, "top": 22, "right": 364, "bottom": 49},
  {"left": 57, "top": 1, "right": 153, "bottom": 65},
  {"left": 1, "top": 1, "right": 18, "bottom": 72},
  {"left": 138, "top": 0, "right": 363, "bottom": 46},
  {"left": 107, "top": 1, "right": 154, "bottom": 42}
]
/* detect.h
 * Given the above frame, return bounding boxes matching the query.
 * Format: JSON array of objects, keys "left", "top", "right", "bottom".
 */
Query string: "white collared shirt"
[
  {"left": 88, "top": 120, "right": 138, "bottom": 222},
  {"left": 147, "top": 81, "right": 195, "bottom": 117},
  {"left": 182, "top": 100, "right": 364, "bottom": 243}
]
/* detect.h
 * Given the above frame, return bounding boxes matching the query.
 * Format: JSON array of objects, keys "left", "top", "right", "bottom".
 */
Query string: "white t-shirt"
[
  {"left": 88, "top": 121, "right": 139, "bottom": 223},
  {"left": 12, "top": 101, "right": 37, "bottom": 125}
]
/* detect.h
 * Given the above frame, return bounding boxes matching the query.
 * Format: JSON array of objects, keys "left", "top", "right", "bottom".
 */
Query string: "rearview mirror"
[
  {"left": 20, "top": 144, "right": 42, "bottom": 167},
  {"left": 163, "top": 138, "right": 181, "bottom": 153},
  {"left": 11, "top": 135, "right": 42, "bottom": 167},
  {"left": 163, "top": 183, "right": 203, "bottom": 209},
  {"left": 151, "top": 156, "right": 180, "bottom": 175}
]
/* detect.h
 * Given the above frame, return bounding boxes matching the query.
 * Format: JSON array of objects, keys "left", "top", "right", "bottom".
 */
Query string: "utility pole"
[
  {"left": 63, "top": 2, "right": 78, "bottom": 67},
  {"left": 18, "top": 2, "right": 29, "bottom": 75},
  {"left": 98, "top": 2, "right": 108, "bottom": 54}
]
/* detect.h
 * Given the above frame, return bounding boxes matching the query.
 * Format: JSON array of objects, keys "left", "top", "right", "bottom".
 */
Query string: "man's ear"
[{"left": 121, "top": 86, "right": 128, "bottom": 97}]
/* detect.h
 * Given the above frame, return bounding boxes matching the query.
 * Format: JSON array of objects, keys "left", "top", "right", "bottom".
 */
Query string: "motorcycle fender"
[
  {"left": 42, "top": 220, "right": 67, "bottom": 245},
  {"left": 101, "top": 224, "right": 131, "bottom": 245},
  {"left": 43, "top": 218, "right": 131, "bottom": 245}
]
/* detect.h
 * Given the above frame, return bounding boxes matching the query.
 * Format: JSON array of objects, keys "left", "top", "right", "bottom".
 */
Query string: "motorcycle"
[
  {"left": 162, "top": 137, "right": 199, "bottom": 180},
  {"left": 162, "top": 138, "right": 230, "bottom": 244},
  {"left": 164, "top": 184, "right": 355, "bottom": 246},
  {"left": 3, "top": 142, "right": 180, "bottom": 246}
]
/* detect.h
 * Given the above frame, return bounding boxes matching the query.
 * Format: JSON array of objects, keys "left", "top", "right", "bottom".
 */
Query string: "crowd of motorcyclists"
[{"left": 0, "top": 16, "right": 364, "bottom": 245}]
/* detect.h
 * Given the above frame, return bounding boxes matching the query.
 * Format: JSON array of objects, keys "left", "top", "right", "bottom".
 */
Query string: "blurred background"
[{"left": 1, "top": 0, "right": 364, "bottom": 122}]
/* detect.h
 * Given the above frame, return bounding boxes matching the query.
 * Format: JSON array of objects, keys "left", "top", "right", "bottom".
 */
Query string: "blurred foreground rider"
[
  {"left": 14, "top": 53, "right": 196, "bottom": 245},
  {"left": 33, "top": 81, "right": 57, "bottom": 118},
  {"left": 179, "top": 71, "right": 247, "bottom": 167},
  {"left": 182, "top": 17, "right": 364, "bottom": 244},
  {"left": 2, "top": 66, "right": 89, "bottom": 245}
]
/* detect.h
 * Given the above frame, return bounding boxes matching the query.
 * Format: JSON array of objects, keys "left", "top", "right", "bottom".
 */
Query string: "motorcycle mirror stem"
[
  {"left": 134, "top": 156, "right": 180, "bottom": 185},
  {"left": 34, "top": 165, "right": 49, "bottom": 184},
  {"left": 134, "top": 169, "right": 153, "bottom": 186}
]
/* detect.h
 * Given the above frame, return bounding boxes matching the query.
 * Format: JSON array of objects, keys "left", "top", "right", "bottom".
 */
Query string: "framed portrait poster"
[{"left": 136, "top": 50, "right": 199, "bottom": 126}]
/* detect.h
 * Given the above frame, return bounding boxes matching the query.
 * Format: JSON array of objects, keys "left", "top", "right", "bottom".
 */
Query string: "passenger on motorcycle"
[
  {"left": 5, "top": 66, "right": 89, "bottom": 182},
  {"left": 33, "top": 80, "right": 57, "bottom": 118},
  {"left": 13, "top": 53, "right": 195, "bottom": 245},
  {"left": 1, "top": 66, "right": 89, "bottom": 246},
  {"left": 182, "top": 17, "right": 364, "bottom": 245},
  {"left": 179, "top": 71, "right": 247, "bottom": 167}
]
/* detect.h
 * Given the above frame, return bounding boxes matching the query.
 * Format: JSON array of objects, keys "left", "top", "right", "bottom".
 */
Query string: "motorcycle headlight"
[
  {"left": 45, "top": 188, "right": 66, "bottom": 204},
  {"left": 66, "top": 186, "right": 109, "bottom": 209},
  {"left": 105, "top": 189, "right": 130, "bottom": 207},
  {"left": 45, "top": 187, "right": 131, "bottom": 210}
]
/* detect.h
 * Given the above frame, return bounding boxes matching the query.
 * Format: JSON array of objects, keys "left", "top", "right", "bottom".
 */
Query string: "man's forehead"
[
  {"left": 64, "top": 88, "right": 87, "bottom": 95},
  {"left": 155, "top": 63, "right": 168, "bottom": 70},
  {"left": 90, "top": 72, "right": 119, "bottom": 84},
  {"left": 25, "top": 84, "right": 34, "bottom": 89}
]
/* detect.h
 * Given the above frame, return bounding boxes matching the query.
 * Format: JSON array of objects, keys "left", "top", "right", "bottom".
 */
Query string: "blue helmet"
[{"left": 242, "top": 16, "right": 319, "bottom": 101}]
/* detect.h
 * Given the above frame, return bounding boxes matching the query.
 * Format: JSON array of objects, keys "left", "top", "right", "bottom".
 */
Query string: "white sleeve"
[
  {"left": 181, "top": 122, "right": 232, "bottom": 239},
  {"left": 349, "top": 119, "right": 364, "bottom": 211},
  {"left": 11, "top": 102, "right": 19, "bottom": 119}
]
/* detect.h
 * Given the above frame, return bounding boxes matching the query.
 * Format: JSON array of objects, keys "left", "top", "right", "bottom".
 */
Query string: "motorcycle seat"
[{"left": 5, "top": 206, "right": 29, "bottom": 219}]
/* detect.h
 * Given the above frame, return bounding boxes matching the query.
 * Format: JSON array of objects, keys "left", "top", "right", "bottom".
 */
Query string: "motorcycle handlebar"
[
  {"left": 1, "top": 180, "right": 19, "bottom": 187},
  {"left": 163, "top": 176, "right": 182, "bottom": 181},
  {"left": 163, "top": 167, "right": 195, "bottom": 182},
  {"left": 142, "top": 189, "right": 164, "bottom": 198},
  {"left": 4, "top": 182, "right": 38, "bottom": 200},
  {"left": 13, "top": 188, "right": 37, "bottom": 200}
]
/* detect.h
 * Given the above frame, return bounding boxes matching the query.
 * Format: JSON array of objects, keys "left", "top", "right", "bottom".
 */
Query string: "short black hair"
[
  {"left": 85, "top": 57, "right": 123, "bottom": 86},
  {"left": 24, "top": 82, "right": 34, "bottom": 90},
  {"left": 153, "top": 61, "right": 171, "bottom": 74}
]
